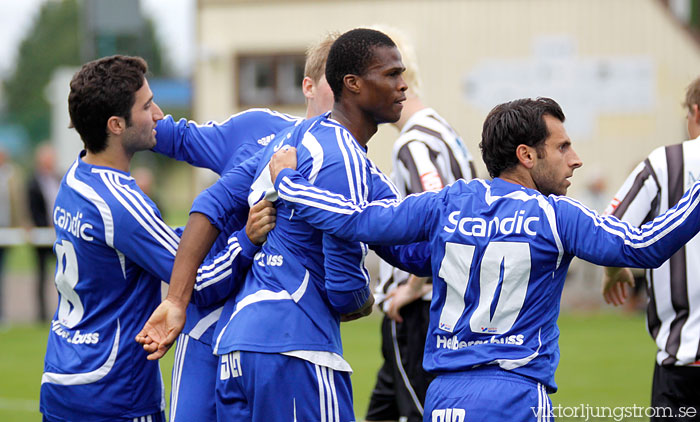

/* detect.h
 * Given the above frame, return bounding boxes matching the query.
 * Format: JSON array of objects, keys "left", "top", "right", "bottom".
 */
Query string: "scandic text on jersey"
[{"left": 443, "top": 210, "right": 539, "bottom": 237}]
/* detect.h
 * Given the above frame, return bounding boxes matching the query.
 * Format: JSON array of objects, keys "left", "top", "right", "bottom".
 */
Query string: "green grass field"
[{"left": 0, "top": 311, "right": 654, "bottom": 421}]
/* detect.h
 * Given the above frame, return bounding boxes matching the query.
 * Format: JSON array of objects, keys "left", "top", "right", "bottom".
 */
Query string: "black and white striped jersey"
[
  {"left": 376, "top": 108, "right": 477, "bottom": 307},
  {"left": 607, "top": 136, "right": 700, "bottom": 366}
]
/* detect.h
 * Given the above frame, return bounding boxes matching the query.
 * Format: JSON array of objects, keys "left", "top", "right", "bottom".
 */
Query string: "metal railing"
[{"left": 0, "top": 228, "right": 56, "bottom": 247}]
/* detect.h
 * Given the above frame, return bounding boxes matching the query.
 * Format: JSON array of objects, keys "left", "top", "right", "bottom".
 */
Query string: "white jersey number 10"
[{"left": 437, "top": 241, "right": 530, "bottom": 334}]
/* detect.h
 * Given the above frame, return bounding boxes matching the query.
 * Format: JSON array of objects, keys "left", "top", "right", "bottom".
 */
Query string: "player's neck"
[
  {"left": 393, "top": 96, "right": 424, "bottom": 131},
  {"left": 83, "top": 138, "right": 132, "bottom": 173},
  {"left": 330, "top": 103, "right": 377, "bottom": 147},
  {"left": 499, "top": 167, "right": 537, "bottom": 191}
]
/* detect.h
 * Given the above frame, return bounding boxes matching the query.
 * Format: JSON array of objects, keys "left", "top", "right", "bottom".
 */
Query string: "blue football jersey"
[
  {"left": 275, "top": 172, "right": 700, "bottom": 391},
  {"left": 40, "top": 155, "right": 179, "bottom": 421},
  {"left": 154, "top": 108, "right": 302, "bottom": 344},
  {"left": 190, "top": 113, "right": 400, "bottom": 360},
  {"left": 40, "top": 154, "right": 257, "bottom": 421}
]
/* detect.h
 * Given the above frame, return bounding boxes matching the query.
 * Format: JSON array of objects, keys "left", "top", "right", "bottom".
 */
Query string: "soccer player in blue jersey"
[
  {"left": 148, "top": 34, "right": 338, "bottom": 422},
  {"left": 40, "top": 55, "right": 273, "bottom": 422},
  {"left": 269, "top": 97, "right": 700, "bottom": 421},
  {"left": 137, "top": 28, "right": 415, "bottom": 422}
]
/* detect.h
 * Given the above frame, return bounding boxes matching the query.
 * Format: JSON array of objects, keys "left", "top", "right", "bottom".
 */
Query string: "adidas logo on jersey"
[
  {"left": 443, "top": 210, "right": 539, "bottom": 237},
  {"left": 256, "top": 134, "right": 275, "bottom": 146}
]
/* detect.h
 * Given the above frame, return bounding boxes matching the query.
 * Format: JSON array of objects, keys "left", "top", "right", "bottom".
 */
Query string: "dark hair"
[
  {"left": 325, "top": 28, "right": 396, "bottom": 101},
  {"left": 479, "top": 97, "right": 565, "bottom": 178},
  {"left": 68, "top": 55, "right": 148, "bottom": 153}
]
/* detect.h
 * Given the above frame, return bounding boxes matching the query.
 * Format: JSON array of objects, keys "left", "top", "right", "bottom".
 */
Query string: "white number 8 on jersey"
[{"left": 55, "top": 240, "right": 84, "bottom": 328}]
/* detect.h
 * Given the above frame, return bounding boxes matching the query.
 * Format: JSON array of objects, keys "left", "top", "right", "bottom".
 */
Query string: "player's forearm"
[
  {"left": 276, "top": 168, "right": 426, "bottom": 244},
  {"left": 604, "top": 266, "right": 623, "bottom": 278},
  {"left": 372, "top": 243, "right": 431, "bottom": 277},
  {"left": 192, "top": 227, "right": 259, "bottom": 307},
  {"left": 166, "top": 212, "right": 220, "bottom": 308},
  {"left": 407, "top": 275, "right": 430, "bottom": 291}
]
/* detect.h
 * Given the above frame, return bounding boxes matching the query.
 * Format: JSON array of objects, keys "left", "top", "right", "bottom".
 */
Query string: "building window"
[{"left": 237, "top": 53, "right": 306, "bottom": 106}]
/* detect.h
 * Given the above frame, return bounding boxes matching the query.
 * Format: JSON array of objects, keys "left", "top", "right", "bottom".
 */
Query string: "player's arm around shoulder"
[{"left": 105, "top": 175, "right": 179, "bottom": 283}]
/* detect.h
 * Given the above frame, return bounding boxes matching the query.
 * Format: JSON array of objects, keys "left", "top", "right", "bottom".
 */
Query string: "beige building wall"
[{"left": 194, "top": 0, "right": 700, "bottom": 203}]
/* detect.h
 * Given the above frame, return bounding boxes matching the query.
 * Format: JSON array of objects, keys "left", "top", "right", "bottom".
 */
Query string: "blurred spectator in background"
[
  {"left": 26, "top": 143, "right": 60, "bottom": 321},
  {"left": 564, "top": 170, "right": 611, "bottom": 309},
  {"left": 0, "top": 147, "right": 25, "bottom": 323},
  {"left": 132, "top": 166, "right": 159, "bottom": 208}
]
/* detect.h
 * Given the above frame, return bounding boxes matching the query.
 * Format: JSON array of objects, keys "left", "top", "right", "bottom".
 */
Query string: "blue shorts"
[
  {"left": 424, "top": 366, "right": 552, "bottom": 422},
  {"left": 216, "top": 351, "right": 355, "bottom": 422},
  {"left": 170, "top": 333, "right": 218, "bottom": 422}
]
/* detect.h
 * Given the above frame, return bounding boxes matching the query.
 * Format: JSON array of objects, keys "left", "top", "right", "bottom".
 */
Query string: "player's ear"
[
  {"left": 106, "top": 116, "right": 125, "bottom": 136},
  {"left": 302, "top": 76, "right": 314, "bottom": 100},
  {"left": 691, "top": 104, "right": 700, "bottom": 124},
  {"left": 516, "top": 144, "right": 536, "bottom": 169},
  {"left": 343, "top": 74, "right": 361, "bottom": 95}
]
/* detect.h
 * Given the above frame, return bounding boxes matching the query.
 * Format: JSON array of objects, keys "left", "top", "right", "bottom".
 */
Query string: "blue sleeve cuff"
[
  {"left": 326, "top": 285, "right": 371, "bottom": 314},
  {"left": 234, "top": 227, "right": 260, "bottom": 259},
  {"left": 274, "top": 167, "right": 301, "bottom": 191}
]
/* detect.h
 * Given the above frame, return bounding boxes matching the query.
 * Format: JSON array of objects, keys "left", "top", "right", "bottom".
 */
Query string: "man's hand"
[
  {"left": 602, "top": 267, "right": 635, "bottom": 306},
  {"left": 269, "top": 146, "right": 297, "bottom": 184},
  {"left": 341, "top": 294, "right": 375, "bottom": 322},
  {"left": 135, "top": 298, "right": 187, "bottom": 360},
  {"left": 245, "top": 199, "right": 276, "bottom": 245},
  {"left": 135, "top": 212, "right": 219, "bottom": 360},
  {"left": 386, "top": 276, "right": 431, "bottom": 323}
]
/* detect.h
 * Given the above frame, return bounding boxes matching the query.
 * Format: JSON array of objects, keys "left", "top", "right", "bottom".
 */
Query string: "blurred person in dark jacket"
[{"left": 27, "top": 143, "right": 60, "bottom": 321}]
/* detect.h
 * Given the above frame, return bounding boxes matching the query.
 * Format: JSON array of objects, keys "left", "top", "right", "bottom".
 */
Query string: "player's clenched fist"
[
  {"left": 246, "top": 199, "right": 276, "bottom": 245},
  {"left": 269, "top": 145, "right": 297, "bottom": 184}
]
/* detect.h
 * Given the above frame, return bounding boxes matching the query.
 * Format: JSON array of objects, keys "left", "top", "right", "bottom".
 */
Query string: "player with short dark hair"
[
  {"left": 362, "top": 25, "right": 477, "bottom": 422},
  {"left": 481, "top": 97, "right": 565, "bottom": 179},
  {"left": 40, "top": 55, "right": 271, "bottom": 422},
  {"left": 150, "top": 33, "right": 339, "bottom": 421},
  {"left": 325, "top": 29, "right": 397, "bottom": 100},
  {"left": 41, "top": 54, "right": 170, "bottom": 422},
  {"left": 68, "top": 56, "right": 148, "bottom": 153},
  {"left": 137, "top": 28, "right": 413, "bottom": 421},
  {"left": 269, "top": 96, "right": 700, "bottom": 421}
]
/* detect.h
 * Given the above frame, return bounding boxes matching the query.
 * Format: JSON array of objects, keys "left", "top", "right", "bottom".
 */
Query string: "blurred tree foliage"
[{"left": 2, "top": 0, "right": 169, "bottom": 147}]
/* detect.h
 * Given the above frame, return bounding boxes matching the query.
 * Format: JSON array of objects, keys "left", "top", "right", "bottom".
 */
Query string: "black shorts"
[
  {"left": 651, "top": 363, "right": 700, "bottom": 421},
  {"left": 365, "top": 299, "right": 435, "bottom": 422}
]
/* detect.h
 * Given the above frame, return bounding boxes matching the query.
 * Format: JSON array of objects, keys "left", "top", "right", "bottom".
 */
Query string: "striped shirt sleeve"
[
  {"left": 275, "top": 167, "right": 437, "bottom": 245},
  {"left": 605, "top": 158, "right": 661, "bottom": 224},
  {"left": 101, "top": 172, "right": 179, "bottom": 282},
  {"left": 556, "top": 179, "right": 700, "bottom": 268},
  {"left": 154, "top": 115, "right": 232, "bottom": 174},
  {"left": 191, "top": 227, "right": 259, "bottom": 307}
]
